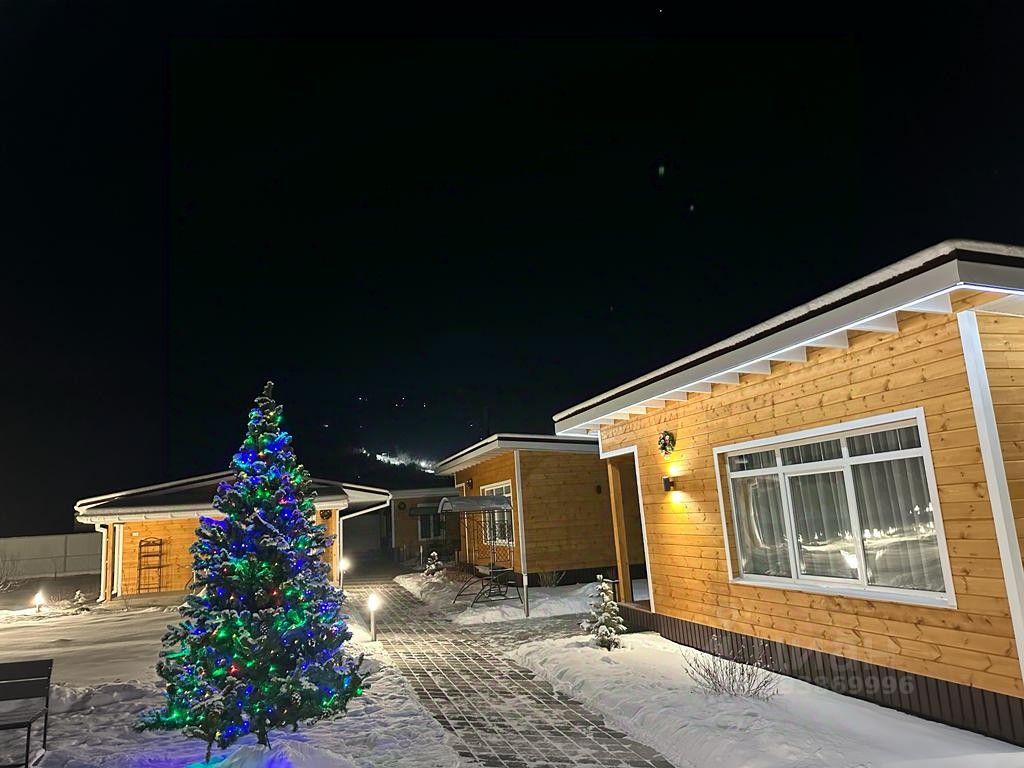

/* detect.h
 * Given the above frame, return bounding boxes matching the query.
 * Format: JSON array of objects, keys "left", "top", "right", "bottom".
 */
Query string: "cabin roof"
[
  {"left": 74, "top": 472, "right": 390, "bottom": 523},
  {"left": 552, "top": 239, "right": 1024, "bottom": 435},
  {"left": 388, "top": 486, "right": 458, "bottom": 500},
  {"left": 433, "top": 433, "right": 598, "bottom": 475}
]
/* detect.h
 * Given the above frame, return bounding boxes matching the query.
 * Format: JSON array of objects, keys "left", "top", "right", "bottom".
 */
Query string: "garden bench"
[{"left": 0, "top": 659, "right": 51, "bottom": 768}]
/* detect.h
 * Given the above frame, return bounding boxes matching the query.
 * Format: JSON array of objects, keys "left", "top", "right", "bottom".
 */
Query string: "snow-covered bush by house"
[
  {"left": 423, "top": 551, "right": 442, "bottom": 576},
  {"left": 682, "top": 634, "right": 779, "bottom": 700},
  {"left": 580, "top": 575, "right": 626, "bottom": 651}
]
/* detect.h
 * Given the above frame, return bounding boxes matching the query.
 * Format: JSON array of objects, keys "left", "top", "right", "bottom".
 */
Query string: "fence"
[{"left": 0, "top": 533, "right": 102, "bottom": 579}]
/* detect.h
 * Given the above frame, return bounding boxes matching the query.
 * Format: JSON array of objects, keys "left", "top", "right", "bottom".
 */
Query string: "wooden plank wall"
[
  {"left": 120, "top": 519, "right": 199, "bottom": 595},
  {"left": 978, "top": 311, "right": 1024, "bottom": 572},
  {"left": 119, "top": 511, "right": 341, "bottom": 594},
  {"left": 600, "top": 290, "right": 1024, "bottom": 697},
  {"left": 391, "top": 493, "right": 459, "bottom": 561},
  {"left": 455, "top": 452, "right": 520, "bottom": 570},
  {"left": 518, "top": 450, "right": 615, "bottom": 572}
]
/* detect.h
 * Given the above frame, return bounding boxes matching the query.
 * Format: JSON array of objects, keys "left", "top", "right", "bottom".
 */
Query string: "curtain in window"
[
  {"left": 851, "top": 457, "right": 943, "bottom": 592},
  {"left": 731, "top": 475, "right": 790, "bottom": 577},
  {"left": 788, "top": 471, "right": 858, "bottom": 579}
]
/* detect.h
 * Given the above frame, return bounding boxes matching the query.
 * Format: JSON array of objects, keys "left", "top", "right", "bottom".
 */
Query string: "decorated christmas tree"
[
  {"left": 581, "top": 575, "right": 627, "bottom": 651},
  {"left": 138, "top": 382, "right": 364, "bottom": 762}
]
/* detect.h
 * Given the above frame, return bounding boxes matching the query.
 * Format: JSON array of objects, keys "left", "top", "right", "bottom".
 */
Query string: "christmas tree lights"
[{"left": 137, "top": 382, "right": 364, "bottom": 762}]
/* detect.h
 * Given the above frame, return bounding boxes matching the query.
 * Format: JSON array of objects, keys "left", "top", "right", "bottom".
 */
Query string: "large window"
[
  {"left": 718, "top": 412, "right": 953, "bottom": 606},
  {"left": 480, "top": 480, "right": 514, "bottom": 544},
  {"left": 418, "top": 513, "right": 444, "bottom": 541}
]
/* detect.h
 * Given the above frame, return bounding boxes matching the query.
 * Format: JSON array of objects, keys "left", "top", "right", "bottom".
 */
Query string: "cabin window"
[
  {"left": 418, "top": 513, "right": 444, "bottom": 540},
  {"left": 720, "top": 412, "right": 953, "bottom": 606},
  {"left": 480, "top": 480, "right": 514, "bottom": 544}
]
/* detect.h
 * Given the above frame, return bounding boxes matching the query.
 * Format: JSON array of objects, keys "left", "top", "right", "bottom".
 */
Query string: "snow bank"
[
  {"left": 213, "top": 741, "right": 356, "bottom": 768},
  {"left": 393, "top": 572, "right": 598, "bottom": 624},
  {"left": 0, "top": 606, "right": 462, "bottom": 768},
  {"left": 511, "top": 632, "right": 1024, "bottom": 768}
]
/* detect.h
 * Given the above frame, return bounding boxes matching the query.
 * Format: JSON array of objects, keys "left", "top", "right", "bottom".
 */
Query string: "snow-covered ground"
[
  {"left": 511, "top": 631, "right": 1024, "bottom": 768},
  {"left": 394, "top": 571, "right": 647, "bottom": 625},
  {"left": 0, "top": 604, "right": 461, "bottom": 768}
]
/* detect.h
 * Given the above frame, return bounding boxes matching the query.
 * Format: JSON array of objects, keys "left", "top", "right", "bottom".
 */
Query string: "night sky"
[{"left": 3, "top": 4, "right": 1024, "bottom": 536}]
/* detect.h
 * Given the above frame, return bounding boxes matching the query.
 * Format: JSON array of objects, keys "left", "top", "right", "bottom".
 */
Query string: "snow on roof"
[
  {"left": 433, "top": 433, "right": 599, "bottom": 475},
  {"left": 74, "top": 473, "right": 388, "bottom": 523}
]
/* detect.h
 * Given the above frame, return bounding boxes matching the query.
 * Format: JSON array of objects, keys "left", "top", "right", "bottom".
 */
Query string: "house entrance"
[{"left": 606, "top": 453, "right": 649, "bottom": 607}]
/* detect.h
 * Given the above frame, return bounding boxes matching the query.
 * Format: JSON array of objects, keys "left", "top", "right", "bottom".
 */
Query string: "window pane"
[
  {"left": 780, "top": 439, "right": 842, "bottom": 466},
  {"left": 730, "top": 475, "right": 791, "bottom": 577},
  {"left": 788, "top": 471, "right": 859, "bottom": 580},
  {"left": 728, "top": 450, "right": 777, "bottom": 473},
  {"left": 851, "top": 457, "right": 944, "bottom": 592},
  {"left": 847, "top": 426, "right": 921, "bottom": 456}
]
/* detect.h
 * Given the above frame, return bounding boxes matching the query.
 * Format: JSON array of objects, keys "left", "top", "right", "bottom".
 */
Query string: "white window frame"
[
  {"left": 417, "top": 512, "right": 444, "bottom": 541},
  {"left": 713, "top": 407, "right": 957, "bottom": 609},
  {"left": 479, "top": 479, "right": 514, "bottom": 545}
]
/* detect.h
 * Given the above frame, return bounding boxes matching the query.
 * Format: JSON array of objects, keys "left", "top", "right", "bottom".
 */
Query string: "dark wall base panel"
[{"left": 618, "top": 604, "right": 1024, "bottom": 746}]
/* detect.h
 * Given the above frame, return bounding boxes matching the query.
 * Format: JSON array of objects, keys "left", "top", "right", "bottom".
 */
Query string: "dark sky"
[{"left": 3, "top": 3, "right": 1024, "bottom": 535}]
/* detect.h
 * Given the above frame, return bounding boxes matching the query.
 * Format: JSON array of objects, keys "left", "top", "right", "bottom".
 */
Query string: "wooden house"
[
  {"left": 432, "top": 434, "right": 641, "bottom": 602},
  {"left": 75, "top": 473, "right": 390, "bottom": 600},
  {"left": 552, "top": 239, "right": 1024, "bottom": 743},
  {"left": 389, "top": 487, "right": 462, "bottom": 564}
]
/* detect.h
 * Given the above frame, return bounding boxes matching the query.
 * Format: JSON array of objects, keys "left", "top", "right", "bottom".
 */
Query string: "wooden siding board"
[{"left": 600, "top": 292, "right": 1024, "bottom": 697}]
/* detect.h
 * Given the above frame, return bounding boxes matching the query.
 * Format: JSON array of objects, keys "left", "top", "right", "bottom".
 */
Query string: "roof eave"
[{"left": 553, "top": 247, "right": 1024, "bottom": 434}]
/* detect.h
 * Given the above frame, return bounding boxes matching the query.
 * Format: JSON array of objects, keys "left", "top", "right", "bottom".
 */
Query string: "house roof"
[
  {"left": 433, "top": 433, "right": 598, "bottom": 476},
  {"left": 75, "top": 472, "right": 390, "bottom": 524},
  {"left": 553, "top": 239, "right": 1024, "bottom": 435},
  {"left": 388, "top": 486, "right": 458, "bottom": 500},
  {"left": 411, "top": 496, "right": 513, "bottom": 516}
]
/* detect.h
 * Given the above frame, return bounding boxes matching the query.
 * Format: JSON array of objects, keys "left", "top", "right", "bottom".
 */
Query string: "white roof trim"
[
  {"left": 553, "top": 240, "right": 1024, "bottom": 435},
  {"left": 73, "top": 474, "right": 384, "bottom": 524},
  {"left": 434, "top": 433, "right": 598, "bottom": 475},
  {"left": 388, "top": 487, "right": 458, "bottom": 500}
]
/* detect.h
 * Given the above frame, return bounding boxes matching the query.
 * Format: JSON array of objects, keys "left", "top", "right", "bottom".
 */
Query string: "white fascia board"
[
  {"left": 434, "top": 434, "right": 599, "bottom": 475},
  {"left": 554, "top": 258, "right": 969, "bottom": 434},
  {"left": 73, "top": 471, "right": 231, "bottom": 514}
]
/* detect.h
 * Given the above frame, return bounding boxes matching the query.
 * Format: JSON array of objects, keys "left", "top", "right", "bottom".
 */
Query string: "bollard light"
[
  {"left": 367, "top": 592, "right": 381, "bottom": 641},
  {"left": 339, "top": 557, "right": 351, "bottom": 589},
  {"left": 34, "top": 590, "right": 44, "bottom": 613}
]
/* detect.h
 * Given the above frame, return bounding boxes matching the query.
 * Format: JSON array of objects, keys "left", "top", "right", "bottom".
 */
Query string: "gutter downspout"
[{"left": 513, "top": 449, "right": 529, "bottom": 617}]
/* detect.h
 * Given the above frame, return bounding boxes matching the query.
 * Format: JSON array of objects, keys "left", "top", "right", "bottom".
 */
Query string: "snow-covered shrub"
[
  {"left": 580, "top": 575, "right": 626, "bottom": 651},
  {"left": 72, "top": 590, "right": 91, "bottom": 613},
  {"left": 534, "top": 570, "right": 566, "bottom": 587},
  {"left": 424, "top": 551, "right": 443, "bottom": 576},
  {"left": 0, "top": 553, "right": 21, "bottom": 592},
  {"left": 683, "top": 634, "right": 779, "bottom": 700}
]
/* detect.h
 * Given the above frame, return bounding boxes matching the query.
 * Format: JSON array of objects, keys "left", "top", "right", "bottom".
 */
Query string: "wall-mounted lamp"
[
  {"left": 663, "top": 476, "right": 676, "bottom": 492},
  {"left": 466, "top": 478, "right": 473, "bottom": 490}
]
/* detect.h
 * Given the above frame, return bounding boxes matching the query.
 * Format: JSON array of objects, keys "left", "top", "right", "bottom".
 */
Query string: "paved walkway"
[{"left": 347, "top": 582, "right": 673, "bottom": 768}]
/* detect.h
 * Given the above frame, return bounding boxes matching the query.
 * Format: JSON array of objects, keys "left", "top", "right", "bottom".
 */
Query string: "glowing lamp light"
[
  {"left": 34, "top": 590, "right": 44, "bottom": 613},
  {"left": 670, "top": 490, "right": 685, "bottom": 505},
  {"left": 340, "top": 557, "right": 351, "bottom": 573},
  {"left": 367, "top": 592, "right": 381, "bottom": 642},
  {"left": 668, "top": 462, "right": 684, "bottom": 477}
]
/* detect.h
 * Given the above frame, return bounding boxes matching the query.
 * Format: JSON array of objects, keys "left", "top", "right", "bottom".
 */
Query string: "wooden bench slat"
[
  {"left": 0, "top": 660, "right": 52, "bottom": 682},
  {"left": 0, "top": 706, "right": 45, "bottom": 729},
  {"left": 0, "top": 680, "right": 49, "bottom": 702}
]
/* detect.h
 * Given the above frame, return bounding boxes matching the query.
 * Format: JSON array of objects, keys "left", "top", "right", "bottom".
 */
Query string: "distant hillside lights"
[{"left": 361, "top": 448, "right": 436, "bottom": 474}]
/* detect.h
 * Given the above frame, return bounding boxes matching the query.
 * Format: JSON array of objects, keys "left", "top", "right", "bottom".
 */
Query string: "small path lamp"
[
  {"left": 34, "top": 590, "right": 44, "bottom": 613},
  {"left": 339, "top": 557, "right": 351, "bottom": 589},
  {"left": 367, "top": 592, "right": 381, "bottom": 641}
]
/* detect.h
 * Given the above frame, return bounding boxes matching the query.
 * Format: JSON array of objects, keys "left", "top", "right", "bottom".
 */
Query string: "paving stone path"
[{"left": 347, "top": 582, "right": 674, "bottom": 768}]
